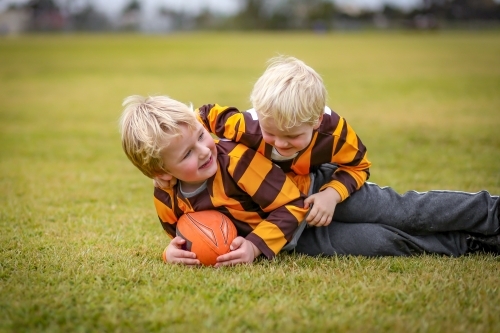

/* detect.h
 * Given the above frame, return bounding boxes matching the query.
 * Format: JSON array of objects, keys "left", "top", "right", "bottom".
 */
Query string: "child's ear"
[
  {"left": 153, "top": 173, "right": 177, "bottom": 189},
  {"left": 156, "top": 173, "right": 173, "bottom": 181},
  {"left": 313, "top": 114, "right": 324, "bottom": 130}
]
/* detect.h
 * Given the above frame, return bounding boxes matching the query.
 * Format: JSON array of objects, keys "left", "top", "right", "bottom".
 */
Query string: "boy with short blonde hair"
[
  {"left": 194, "top": 55, "right": 500, "bottom": 255},
  {"left": 250, "top": 56, "right": 326, "bottom": 130},
  {"left": 120, "top": 94, "right": 310, "bottom": 266},
  {"left": 124, "top": 95, "right": 493, "bottom": 261}
]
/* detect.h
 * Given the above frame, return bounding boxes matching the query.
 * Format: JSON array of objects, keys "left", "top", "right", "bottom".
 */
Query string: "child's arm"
[
  {"left": 303, "top": 187, "right": 341, "bottom": 227},
  {"left": 197, "top": 104, "right": 371, "bottom": 200},
  {"left": 154, "top": 187, "right": 202, "bottom": 266},
  {"left": 196, "top": 104, "right": 263, "bottom": 150},
  {"left": 317, "top": 112, "right": 371, "bottom": 201}
]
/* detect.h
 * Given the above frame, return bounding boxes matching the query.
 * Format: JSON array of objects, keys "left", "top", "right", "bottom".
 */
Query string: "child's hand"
[
  {"left": 164, "top": 236, "right": 200, "bottom": 266},
  {"left": 304, "top": 187, "right": 341, "bottom": 227},
  {"left": 214, "top": 237, "right": 261, "bottom": 267},
  {"left": 153, "top": 177, "right": 177, "bottom": 189}
]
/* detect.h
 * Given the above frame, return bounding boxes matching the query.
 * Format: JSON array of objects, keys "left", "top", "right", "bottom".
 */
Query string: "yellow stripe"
[
  {"left": 210, "top": 167, "right": 245, "bottom": 209},
  {"left": 286, "top": 205, "right": 309, "bottom": 223},
  {"left": 153, "top": 196, "right": 178, "bottom": 223},
  {"left": 263, "top": 177, "right": 302, "bottom": 211},
  {"left": 332, "top": 117, "right": 345, "bottom": 136},
  {"left": 286, "top": 173, "right": 311, "bottom": 196},
  {"left": 238, "top": 156, "right": 273, "bottom": 197},
  {"left": 344, "top": 122, "right": 359, "bottom": 150},
  {"left": 226, "top": 208, "right": 262, "bottom": 230},
  {"left": 251, "top": 220, "right": 287, "bottom": 255}
]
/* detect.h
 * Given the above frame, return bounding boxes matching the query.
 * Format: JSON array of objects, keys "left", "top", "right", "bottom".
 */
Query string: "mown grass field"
[{"left": 1, "top": 31, "right": 499, "bottom": 333}]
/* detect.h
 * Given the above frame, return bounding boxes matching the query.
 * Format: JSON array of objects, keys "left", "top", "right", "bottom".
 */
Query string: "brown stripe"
[
  {"left": 197, "top": 104, "right": 214, "bottom": 128},
  {"left": 269, "top": 203, "right": 304, "bottom": 241},
  {"left": 311, "top": 132, "right": 334, "bottom": 166},
  {"left": 274, "top": 159, "right": 293, "bottom": 173},
  {"left": 321, "top": 109, "right": 341, "bottom": 133},
  {"left": 246, "top": 233, "right": 275, "bottom": 259},
  {"left": 344, "top": 136, "right": 367, "bottom": 167},
  {"left": 215, "top": 106, "right": 240, "bottom": 138},
  {"left": 154, "top": 187, "right": 173, "bottom": 209},
  {"left": 252, "top": 164, "right": 287, "bottom": 209},
  {"left": 332, "top": 170, "right": 358, "bottom": 194},
  {"left": 238, "top": 112, "right": 265, "bottom": 149},
  {"left": 160, "top": 219, "right": 176, "bottom": 238},
  {"left": 231, "top": 147, "right": 256, "bottom": 183},
  {"left": 333, "top": 121, "right": 348, "bottom": 155},
  {"left": 216, "top": 144, "right": 269, "bottom": 214}
]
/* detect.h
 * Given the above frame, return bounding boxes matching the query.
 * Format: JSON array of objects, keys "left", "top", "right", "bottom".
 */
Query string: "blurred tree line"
[{"left": 1, "top": 0, "right": 500, "bottom": 34}]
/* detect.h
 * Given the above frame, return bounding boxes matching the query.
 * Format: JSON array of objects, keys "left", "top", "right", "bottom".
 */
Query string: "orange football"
[{"left": 175, "top": 210, "right": 237, "bottom": 266}]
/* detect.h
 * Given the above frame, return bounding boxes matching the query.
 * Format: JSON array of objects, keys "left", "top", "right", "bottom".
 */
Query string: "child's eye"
[
  {"left": 198, "top": 133, "right": 204, "bottom": 140},
  {"left": 182, "top": 150, "right": 191, "bottom": 160}
]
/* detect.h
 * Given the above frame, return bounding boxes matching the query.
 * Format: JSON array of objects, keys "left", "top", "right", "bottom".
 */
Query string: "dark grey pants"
[
  {"left": 294, "top": 222, "right": 469, "bottom": 257},
  {"left": 288, "top": 164, "right": 498, "bottom": 257},
  {"left": 320, "top": 164, "right": 500, "bottom": 236}
]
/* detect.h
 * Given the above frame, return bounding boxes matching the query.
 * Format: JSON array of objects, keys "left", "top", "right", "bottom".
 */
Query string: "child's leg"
[
  {"left": 293, "top": 222, "right": 469, "bottom": 257},
  {"left": 313, "top": 164, "right": 500, "bottom": 235},
  {"left": 335, "top": 183, "right": 499, "bottom": 235}
]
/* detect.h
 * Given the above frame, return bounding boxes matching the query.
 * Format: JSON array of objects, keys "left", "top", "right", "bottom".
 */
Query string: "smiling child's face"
[{"left": 158, "top": 123, "right": 218, "bottom": 191}]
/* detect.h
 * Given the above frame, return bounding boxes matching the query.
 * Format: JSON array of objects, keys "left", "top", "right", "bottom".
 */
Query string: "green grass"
[{"left": 1, "top": 31, "right": 499, "bottom": 333}]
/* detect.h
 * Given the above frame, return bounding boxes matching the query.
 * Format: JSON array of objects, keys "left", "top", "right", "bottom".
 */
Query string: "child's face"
[
  {"left": 258, "top": 116, "right": 318, "bottom": 157},
  {"left": 159, "top": 123, "right": 218, "bottom": 190}
]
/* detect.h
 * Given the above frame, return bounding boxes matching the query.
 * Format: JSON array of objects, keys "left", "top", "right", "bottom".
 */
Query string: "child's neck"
[{"left": 179, "top": 180, "right": 207, "bottom": 196}]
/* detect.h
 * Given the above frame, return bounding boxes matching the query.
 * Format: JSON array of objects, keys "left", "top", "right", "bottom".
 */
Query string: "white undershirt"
[
  {"left": 270, "top": 147, "right": 298, "bottom": 161},
  {"left": 179, "top": 181, "right": 207, "bottom": 198}
]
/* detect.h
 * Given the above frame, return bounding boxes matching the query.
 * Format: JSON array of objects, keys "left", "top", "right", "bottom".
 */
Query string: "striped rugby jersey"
[
  {"left": 196, "top": 104, "right": 371, "bottom": 201},
  {"left": 154, "top": 139, "right": 308, "bottom": 259}
]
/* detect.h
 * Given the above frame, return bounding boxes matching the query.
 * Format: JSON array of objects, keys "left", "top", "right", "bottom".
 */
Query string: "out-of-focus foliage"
[{"left": 0, "top": 0, "right": 500, "bottom": 35}]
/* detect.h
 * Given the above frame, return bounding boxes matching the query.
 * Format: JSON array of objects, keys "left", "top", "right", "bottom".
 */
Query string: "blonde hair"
[
  {"left": 250, "top": 56, "right": 327, "bottom": 131},
  {"left": 119, "top": 95, "right": 197, "bottom": 178}
]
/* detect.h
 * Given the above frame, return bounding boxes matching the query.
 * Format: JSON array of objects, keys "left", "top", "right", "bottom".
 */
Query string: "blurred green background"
[{"left": 0, "top": 32, "right": 499, "bottom": 332}]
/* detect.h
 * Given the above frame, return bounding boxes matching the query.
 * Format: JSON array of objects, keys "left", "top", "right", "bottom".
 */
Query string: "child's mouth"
[
  {"left": 199, "top": 155, "right": 213, "bottom": 169},
  {"left": 277, "top": 147, "right": 295, "bottom": 156}
]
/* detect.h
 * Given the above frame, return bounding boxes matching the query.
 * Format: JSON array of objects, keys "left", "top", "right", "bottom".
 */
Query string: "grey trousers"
[
  {"left": 294, "top": 222, "right": 469, "bottom": 257},
  {"left": 288, "top": 164, "right": 498, "bottom": 257},
  {"left": 320, "top": 164, "right": 500, "bottom": 236}
]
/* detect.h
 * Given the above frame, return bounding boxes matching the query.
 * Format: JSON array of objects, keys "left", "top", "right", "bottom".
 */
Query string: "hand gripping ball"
[{"left": 174, "top": 210, "right": 237, "bottom": 266}]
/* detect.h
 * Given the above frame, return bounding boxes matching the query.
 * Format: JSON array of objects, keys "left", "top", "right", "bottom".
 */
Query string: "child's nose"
[
  {"left": 198, "top": 143, "right": 211, "bottom": 156},
  {"left": 274, "top": 138, "right": 289, "bottom": 148}
]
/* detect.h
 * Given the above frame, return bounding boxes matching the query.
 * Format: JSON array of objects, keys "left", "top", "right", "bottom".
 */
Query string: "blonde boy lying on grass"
[
  {"left": 156, "top": 56, "right": 500, "bottom": 255},
  {"left": 120, "top": 95, "right": 497, "bottom": 267}
]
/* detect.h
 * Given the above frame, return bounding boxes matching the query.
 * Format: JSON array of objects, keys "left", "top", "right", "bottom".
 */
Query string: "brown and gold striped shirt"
[
  {"left": 197, "top": 104, "right": 371, "bottom": 201},
  {"left": 154, "top": 139, "right": 308, "bottom": 259}
]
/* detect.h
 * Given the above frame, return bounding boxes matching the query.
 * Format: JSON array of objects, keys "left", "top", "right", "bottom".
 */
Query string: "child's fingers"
[
  {"left": 174, "top": 258, "right": 200, "bottom": 266},
  {"left": 215, "top": 251, "right": 247, "bottom": 266},
  {"left": 216, "top": 251, "right": 240, "bottom": 263},
  {"left": 315, "top": 215, "right": 330, "bottom": 227},
  {"left": 306, "top": 209, "right": 318, "bottom": 223},
  {"left": 303, "top": 197, "right": 313, "bottom": 209},
  {"left": 170, "top": 236, "right": 186, "bottom": 247},
  {"left": 229, "top": 236, "right": 245, "bottom": 251},
  {"left": 176, "top": 249, "right": 197, "bottom": 259},
  {"left": 171, "top": 250, "right": 199, "bottom": 265},
  {"left": 310, "top": 213, "right": 333, "bottom": 227}
]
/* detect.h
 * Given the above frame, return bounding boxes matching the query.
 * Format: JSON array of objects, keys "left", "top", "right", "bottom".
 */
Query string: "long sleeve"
[{"left": 197, "top": 104, "right": 371, "bottom": 201}]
